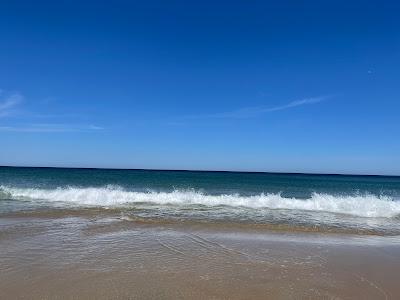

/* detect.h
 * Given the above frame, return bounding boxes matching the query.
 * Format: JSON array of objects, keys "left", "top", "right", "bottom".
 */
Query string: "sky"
[{"left": 0, "top": 1, "right": 399, "bottom": 175}]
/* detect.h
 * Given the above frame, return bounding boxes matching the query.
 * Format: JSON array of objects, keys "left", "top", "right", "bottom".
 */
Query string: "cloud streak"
[
  {"left": 0, "top": 89, "right": 104, "bottom": 133},
  {"left": 187, "top": 96, "right": 329, "bottom": 119},
  {"left": 0, "top": 124, "right": 104, "bottom": 133},
  {"left": 0, "top": 91, "right": 23, "bottom": 117}
]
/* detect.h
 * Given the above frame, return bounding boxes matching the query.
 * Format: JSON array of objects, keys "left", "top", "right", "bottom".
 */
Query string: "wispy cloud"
[
  {"left": 0, "top": 91, "right": 23, "bottom": 117},
  {"left": 0, "top": 124, "right": 104, "bottom": 133},
  {"left": 0, "top": 89, "right": 104, "bottom": 133},
  {"left": 187, "top": 96, "right": 329, "bottom": 119}
]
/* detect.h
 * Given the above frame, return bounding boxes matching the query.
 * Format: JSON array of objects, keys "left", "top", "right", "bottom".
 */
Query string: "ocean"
[
  {"left": 2, "top": 166, "right": 400, "bottom": 298},
  {"left": 1, "top": 166, "right": 400, "bottom": 235}
]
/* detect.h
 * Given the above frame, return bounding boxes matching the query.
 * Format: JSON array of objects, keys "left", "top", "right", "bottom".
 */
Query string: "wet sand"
[{"left": 1, "top": 216, "right": 400, "bottom": 299}]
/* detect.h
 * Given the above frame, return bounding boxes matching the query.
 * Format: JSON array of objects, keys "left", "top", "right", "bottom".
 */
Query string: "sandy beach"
[
  {"left": 1, "top": 214, "right": 400, "bottom": 299},
  {"left": 2, "top": 0, "right": 400, "bottom": 298}
]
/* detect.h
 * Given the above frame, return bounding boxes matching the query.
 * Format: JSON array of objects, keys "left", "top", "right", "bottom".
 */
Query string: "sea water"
[{"left": 1, "top": 166, "right": 400, "bottom": 235}]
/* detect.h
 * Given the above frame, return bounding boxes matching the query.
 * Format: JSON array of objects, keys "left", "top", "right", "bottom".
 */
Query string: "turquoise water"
[{"left": 1, "top": 166, "right": 400, "bottom": 235}]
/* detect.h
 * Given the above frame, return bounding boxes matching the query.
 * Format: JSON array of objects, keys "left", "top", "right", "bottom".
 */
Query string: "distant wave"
[{"left": 1, "top": 185, "right": 400, "bottom": 218}]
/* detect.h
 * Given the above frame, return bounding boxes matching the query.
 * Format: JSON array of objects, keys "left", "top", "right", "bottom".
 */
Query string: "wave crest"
[{"left": 1, "top": 185, "right": 399, "bottom": 218}]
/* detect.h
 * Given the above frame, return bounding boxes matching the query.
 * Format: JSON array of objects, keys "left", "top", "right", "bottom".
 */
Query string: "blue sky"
[{"left": 0, "top": 1, "right": 399, "bottom": 175}]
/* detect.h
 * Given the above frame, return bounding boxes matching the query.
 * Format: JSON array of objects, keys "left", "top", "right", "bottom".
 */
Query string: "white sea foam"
[{"left": 1, "top": 185, "right": 400, "bottom": 218}]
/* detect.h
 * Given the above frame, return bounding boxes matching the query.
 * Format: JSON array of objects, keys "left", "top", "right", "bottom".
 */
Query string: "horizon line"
[{"left": 0, "top": 164, "right": 398, "bottom": 178}]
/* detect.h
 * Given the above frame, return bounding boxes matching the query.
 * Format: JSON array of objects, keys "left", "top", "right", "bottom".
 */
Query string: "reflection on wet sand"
[{"left": 1, "top": 216, "right": 400, "bottom": 299}]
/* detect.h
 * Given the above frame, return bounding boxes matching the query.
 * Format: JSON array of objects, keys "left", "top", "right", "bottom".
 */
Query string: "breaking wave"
[{"left": 1, "top": 185, "right": 400, "bottom": 218}]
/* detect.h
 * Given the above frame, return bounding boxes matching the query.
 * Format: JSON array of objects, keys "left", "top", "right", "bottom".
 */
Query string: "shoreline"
[
  {"left": 2, "top": 209, "right": 400, "bottom": 237},
  {"left": 1, "top": 215, "right": 400, "bottom": 299}
]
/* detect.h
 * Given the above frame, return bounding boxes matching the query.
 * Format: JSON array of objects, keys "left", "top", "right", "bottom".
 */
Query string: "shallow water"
[{"left": 1, "top": 215, "right": 400, "bottom": 299}]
